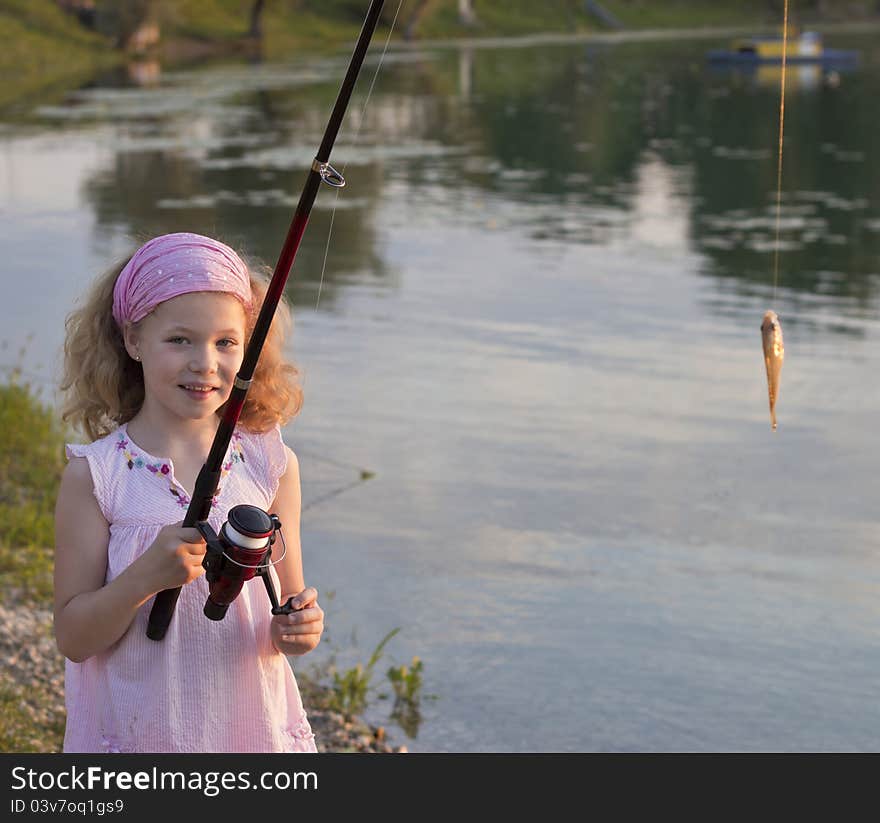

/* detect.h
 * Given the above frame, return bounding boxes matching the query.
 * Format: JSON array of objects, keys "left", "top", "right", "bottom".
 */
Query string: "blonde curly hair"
[{"left": 60, "top": 250, "right": 303, "bottom": 442}]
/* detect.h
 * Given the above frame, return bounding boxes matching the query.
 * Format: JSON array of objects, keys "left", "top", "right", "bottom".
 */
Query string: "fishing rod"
[{"left": 147, "top": 0, "right": 388, "bottom": 641}]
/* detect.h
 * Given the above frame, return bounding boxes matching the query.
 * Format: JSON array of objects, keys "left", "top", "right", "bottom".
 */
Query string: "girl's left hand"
[{"left": 271, "top": 587, "right": 324, "bottom": 656}]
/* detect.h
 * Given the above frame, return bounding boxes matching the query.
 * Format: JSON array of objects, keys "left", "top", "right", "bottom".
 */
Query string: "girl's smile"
[{"left": 180, "top": 384, "right": 219, "bottom": 400}]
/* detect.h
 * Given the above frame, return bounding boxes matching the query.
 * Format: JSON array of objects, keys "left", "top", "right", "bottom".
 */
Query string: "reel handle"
[
  {"left": 272, "top": 596, "right": 300, "bottom": 616},
  {"left": 258, "top": 570, "right": 301, "bottom": 616}
]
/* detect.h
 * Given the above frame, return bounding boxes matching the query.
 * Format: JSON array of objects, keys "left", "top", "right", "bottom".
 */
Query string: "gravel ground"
[{"left": 0, "top": 599, "right": 405, "bottom": 753}]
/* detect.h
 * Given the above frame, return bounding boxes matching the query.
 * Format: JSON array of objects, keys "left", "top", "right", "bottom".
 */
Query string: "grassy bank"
[
  {"left": 0, "top": 376, "right": 64, "bottom": 606},
  {"left": 0, "top": 1, "right": 117, "bottom": 110},
  {"left": 0, "top": 375, "right": 67, "bottom": 750},
  {"left": 6, "top": 0, "right": 877, "bottom": 111}
]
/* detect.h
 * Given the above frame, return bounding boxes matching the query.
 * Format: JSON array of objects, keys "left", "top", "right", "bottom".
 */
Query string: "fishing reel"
[{"left": 197, "top": 504, "right": 298, "bottom": 620}]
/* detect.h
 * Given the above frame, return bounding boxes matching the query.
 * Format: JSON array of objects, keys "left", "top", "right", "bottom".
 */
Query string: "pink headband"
[{"left": 112, "top": 233, "right": 252, "bottom": 328}]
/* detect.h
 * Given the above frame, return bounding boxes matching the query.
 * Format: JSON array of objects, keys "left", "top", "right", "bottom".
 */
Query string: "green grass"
[
  {"left": 0, "top": 681, "right": 65, "bottom": 753},
  {"left": 0, "top": 1, "right": 116, "bottom": 111},
  {"left": 600, "top": 0, "right": 779, "bottom": 29},
  {"left": 0, "top": 375, "right": 67, "bottom": 606},
  {"left": 165, "top": 0, "right": 265, "bottom": 41},
  {"left": 0, "top": 0, "right": 104, "bottom": 43}
]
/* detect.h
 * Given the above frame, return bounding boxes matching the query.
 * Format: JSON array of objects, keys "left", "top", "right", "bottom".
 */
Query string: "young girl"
[{"left": 54, "top": 232, "right": 323, "bottom": 753}]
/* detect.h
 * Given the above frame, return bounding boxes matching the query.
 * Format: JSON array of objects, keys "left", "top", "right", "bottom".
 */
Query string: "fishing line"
[
  {"left": 296, "top": 445, "right": 375, "bottom": 476},
  {"left": 295, "top": 446, "right": 376, "bottom": 512},
  {"left": 771, "top": 0, "right": 790, "bottom": 303},
  {"left": 316, "top": 0, "right": 406, "bottom": 310},
  {"left": 302, "top": 477, "right": 372, "bottom": 512}
]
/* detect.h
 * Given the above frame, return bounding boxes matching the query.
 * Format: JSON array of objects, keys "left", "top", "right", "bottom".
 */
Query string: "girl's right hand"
[{"left": 138, "top": 522, "right": 207, "bottom": 593}]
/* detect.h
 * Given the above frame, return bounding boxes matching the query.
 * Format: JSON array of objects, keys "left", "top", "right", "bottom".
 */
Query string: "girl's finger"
[
  {"left": 281, "top": 631, "right": 323, "bottom": 644},
  {"left": 281, "top": 607, "right": 322, "bottom": 625},
  {"left": 280, "top": 620, "right": 324, "bottom": 635},
  {"left": 282, "top": 616, "right": 324, "bottom": 631},
  {"left": 289, "top": 587, "right": 318, "bottom": 610}
]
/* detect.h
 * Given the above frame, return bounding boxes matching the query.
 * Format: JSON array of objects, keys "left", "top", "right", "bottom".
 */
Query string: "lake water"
[{"left": 2, "top": 27, "right": 880, "bottom": 752}]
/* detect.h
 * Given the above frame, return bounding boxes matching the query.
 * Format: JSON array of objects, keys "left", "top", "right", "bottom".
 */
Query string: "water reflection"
[
  {"left": 69, "top": 76, "right": 395, "bottom": 309},
  {"left": 18, "top": 32, "right": 880, "bottom": 319}
]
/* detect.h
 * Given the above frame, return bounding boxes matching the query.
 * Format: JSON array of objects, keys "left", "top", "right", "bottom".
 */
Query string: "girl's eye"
[
  {"left": 168, "top": 337, "right": 187, "bottom": 344},
  {"left": 218, "top": 339, "right": 237, "bottom": 348}
]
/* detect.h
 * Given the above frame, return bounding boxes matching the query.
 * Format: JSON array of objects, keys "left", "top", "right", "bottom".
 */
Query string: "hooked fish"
[{"left": 760, "top": 310, "right": 784, "bottom": 431}]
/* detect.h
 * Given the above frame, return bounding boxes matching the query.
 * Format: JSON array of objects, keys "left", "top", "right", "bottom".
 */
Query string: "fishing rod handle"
[
  {"left": 146, "top": 588, "right": 182, "bottom": 641},
  {"left": 146, "top": 463, "right": 221, "bottom": 641}
]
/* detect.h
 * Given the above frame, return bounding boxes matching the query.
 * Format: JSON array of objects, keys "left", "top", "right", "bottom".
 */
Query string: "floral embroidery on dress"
[{"left": 116, "top": 430, "right": 245, "bottom": 509}]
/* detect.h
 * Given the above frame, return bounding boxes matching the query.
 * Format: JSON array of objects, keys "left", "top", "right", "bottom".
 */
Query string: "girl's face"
[{"left": 125, "top": 291, "right": 247, "bottom": 424}]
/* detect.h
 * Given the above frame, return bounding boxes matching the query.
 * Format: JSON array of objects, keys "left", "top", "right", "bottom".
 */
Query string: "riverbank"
[
  {"left": 0, "top": 2, "right": 115, "bottom": 110},
  {"left": 3, "top": 1, "right": 879, "bottom": 112}
]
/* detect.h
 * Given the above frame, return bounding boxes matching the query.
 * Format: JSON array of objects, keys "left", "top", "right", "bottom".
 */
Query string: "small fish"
[{"left": 761, "top": 310, "right": 784, "bottom": 431}]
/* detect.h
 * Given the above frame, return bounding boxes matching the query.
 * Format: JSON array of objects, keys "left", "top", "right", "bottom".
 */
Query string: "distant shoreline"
[
  {"left": 404, "top": 18, "right": 880, "bottom": 53},
  {"left": 3, "top": 1, "right": 879, "bottom": 112}
]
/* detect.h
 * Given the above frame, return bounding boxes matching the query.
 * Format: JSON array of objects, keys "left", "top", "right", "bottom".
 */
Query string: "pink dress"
[{"left": 62, "top": 422, "right": 317, "bottom": 753}]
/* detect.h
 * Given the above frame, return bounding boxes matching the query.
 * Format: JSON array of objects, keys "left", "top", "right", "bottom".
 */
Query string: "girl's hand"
[
  {"left": 138, "top": 521, "right": 207, "bottom": 593},
  {"left": 271, "top": 587, "right": 324, "bottom": 656}
]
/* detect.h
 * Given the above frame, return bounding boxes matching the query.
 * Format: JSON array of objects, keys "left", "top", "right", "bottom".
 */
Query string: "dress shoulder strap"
[{"left": 64, "top": 428, "right": 127, "bottom": 522}]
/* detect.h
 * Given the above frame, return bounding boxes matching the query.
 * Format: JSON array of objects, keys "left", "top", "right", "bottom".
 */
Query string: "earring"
[{"left": 134, "top": 354, "right": 140, "bottom": 362}]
